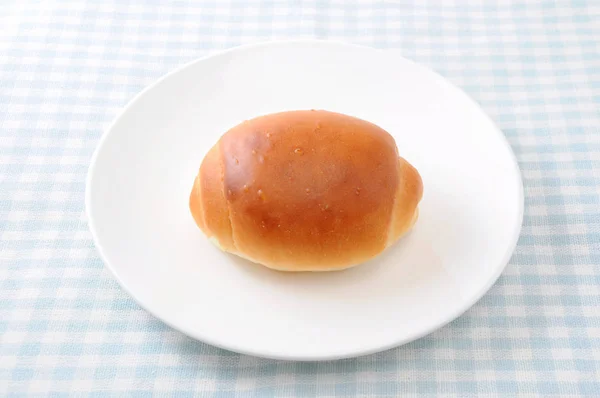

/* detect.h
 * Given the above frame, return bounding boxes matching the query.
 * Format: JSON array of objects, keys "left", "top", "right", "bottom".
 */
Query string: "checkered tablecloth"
[{"left": 1, "top": 0, "right": 599, "bottom": 396}]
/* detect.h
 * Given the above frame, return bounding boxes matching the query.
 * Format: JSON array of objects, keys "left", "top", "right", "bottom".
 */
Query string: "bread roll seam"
[{"left": 219, "top": 144, "right": 238, "bottom": 250}]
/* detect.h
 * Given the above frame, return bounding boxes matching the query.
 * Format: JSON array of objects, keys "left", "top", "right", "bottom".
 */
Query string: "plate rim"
[{"left": 86, "top": 39, "right": 525, "bottom": 361}]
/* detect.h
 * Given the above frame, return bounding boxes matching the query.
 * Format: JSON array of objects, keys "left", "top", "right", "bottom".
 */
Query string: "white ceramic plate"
[{"left": 86, "top": 40, "right": 523, "bottom": 361}]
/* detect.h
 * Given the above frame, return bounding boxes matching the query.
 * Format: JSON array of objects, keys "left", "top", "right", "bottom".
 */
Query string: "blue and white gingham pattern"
[{"left": 1, "top": 0, "right": 599, "bottom": 396}]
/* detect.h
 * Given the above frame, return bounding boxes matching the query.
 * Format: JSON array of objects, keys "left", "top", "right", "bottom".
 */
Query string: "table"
[{"left": 1, "top": 1, "right": 599, "bottom": 396}]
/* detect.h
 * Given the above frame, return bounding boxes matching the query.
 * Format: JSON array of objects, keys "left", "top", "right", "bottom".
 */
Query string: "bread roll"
[{"left": 189, "top": 110, "right": 423, "bottom": 271}]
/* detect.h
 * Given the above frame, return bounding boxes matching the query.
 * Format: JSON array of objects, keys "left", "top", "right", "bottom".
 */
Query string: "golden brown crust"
[
  {"left": 189, "top": 110, "right": 423, "bottom": 271},
  {"left": 190, "top": 145, "right": 236, "bottom": 252},
  {"left": 388, "top": 157, "right": 424, "bottom": 245}
]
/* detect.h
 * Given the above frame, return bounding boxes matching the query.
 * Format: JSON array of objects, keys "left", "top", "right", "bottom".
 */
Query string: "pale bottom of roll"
[{"left": 206, "top": 208, "right": 420, "bottom": 272}]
